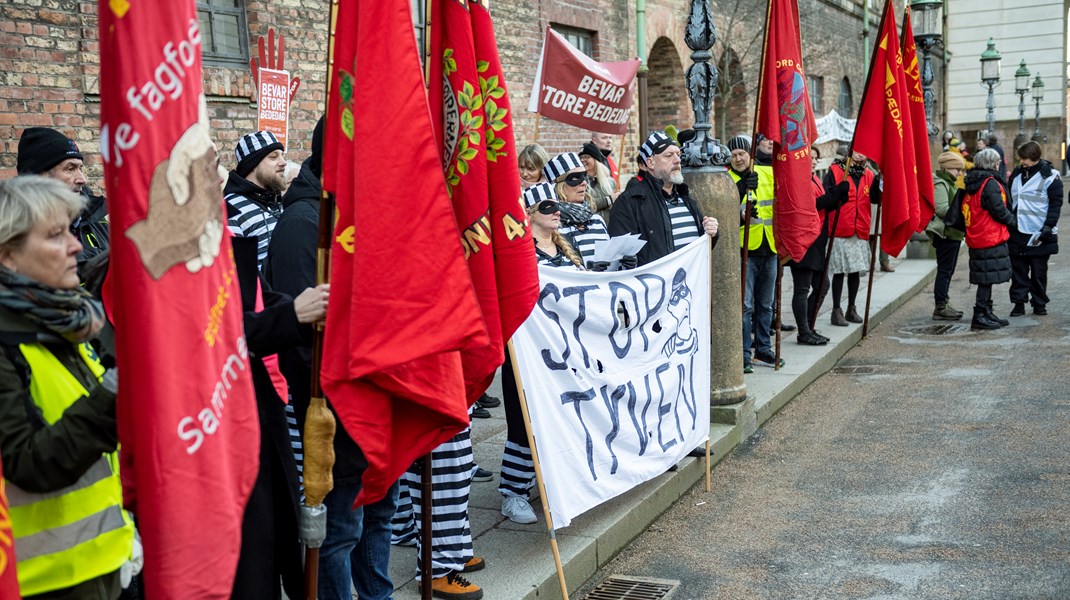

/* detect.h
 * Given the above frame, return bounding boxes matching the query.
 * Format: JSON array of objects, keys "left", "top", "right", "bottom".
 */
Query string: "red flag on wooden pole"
[
  {"left": 851, "top": 0, "right": 920, "bottom": 257},
  {"left": 99, "top": 1, "right": 259, "bottom": 597},
  {"left": 320, "top": 0, "right": 489, "bottom": 506},
  {"left": 901, "top": 7, "right": 936, "bottom": 229},
  {"left": 755, "top": 0, "right": 821, "bottom": 263}
]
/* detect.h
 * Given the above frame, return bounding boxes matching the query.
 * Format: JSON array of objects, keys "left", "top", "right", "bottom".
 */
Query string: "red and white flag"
[
  {"left": 851, "top": 0, "right": 920, "bottom": 257},
  {"left": 526, "top": 27, "right": 640, "bottom": 135},
  {"left": 321, "top": 0, "right": 489, "bottom": 506},
  {"left": 99, "top": 2, "right": 259, "bottom": 596},
  {"left": 755, "top": 0, "right": 821, "bottom": 263}
]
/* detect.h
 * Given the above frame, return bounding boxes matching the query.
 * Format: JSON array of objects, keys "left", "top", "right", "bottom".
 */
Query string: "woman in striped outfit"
[
  {"left": 545, "top": 152, "right": 611, "bottom": 268},
  {"left": 498, "top": 183, "right": 585, "bottom": 525}
]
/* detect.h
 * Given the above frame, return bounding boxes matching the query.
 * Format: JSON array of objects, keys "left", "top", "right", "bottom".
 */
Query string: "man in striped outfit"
[
  {"left": 224, "top": 130, "right": 287, "bottom": 270},
  {"left": 608, "top": 131, "right": 720, "bottom": 265}
]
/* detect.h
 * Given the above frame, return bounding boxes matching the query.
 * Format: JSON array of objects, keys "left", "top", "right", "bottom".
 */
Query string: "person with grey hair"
[
  {"left": 963, "top": 147, "right": 1017, "bottom": 330},
  {"left": 0, "top": 176, "right": 136, "bottom": 598}
]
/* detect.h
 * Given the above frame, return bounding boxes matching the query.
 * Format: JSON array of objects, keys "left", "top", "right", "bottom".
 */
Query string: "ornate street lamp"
[
  {"left": 1014, "top": 59, "right": 1031, "bottom": 136},
  {"left": 979, "top": 38, "right": 1002, "bottom": 133},
  {"left": 1031, "top": 73, "right": 1045, "bottom": 140},
  {"left": 680, "top": 0, "right": 729, "bottom": 167},
  {"left": 910, "top": 0, "right": 943, "bottom": 136}
]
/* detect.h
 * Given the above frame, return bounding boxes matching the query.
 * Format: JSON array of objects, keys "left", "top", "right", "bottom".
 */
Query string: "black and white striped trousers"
[
  {"left": 390, "top": 428, "right": 474, "bottom": 580},
  {"left": 498, "top": 351, "right": 535, "bottom": 498}
]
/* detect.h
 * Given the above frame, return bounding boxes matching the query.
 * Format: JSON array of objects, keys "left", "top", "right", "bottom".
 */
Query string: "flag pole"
[
  {"left": 420, "top": 7, "right": 435, "bottom": 599},
  {"left": 705, "top": 234, "right": 714, "bottom": 493},
  {"left": 507, "top": 339, "right": 570, "bottom": 600},
  {"left": 773, "top": 259, "right": 783, "bottom": 370},
  {"left": 862, "top": 202, "right": 882, "bottom": 338},
  {"left": 742, "top": 0, "right": 774, "bottom": 315},
  {"left": 532, "top": 112, "right": 541, "bottom": 145},
  {"left": 303, "top": 2, "right": 342, "bottom": 598}
]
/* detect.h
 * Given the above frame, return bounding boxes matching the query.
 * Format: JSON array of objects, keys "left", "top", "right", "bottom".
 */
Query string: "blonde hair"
[
  {"left": 527, "top": 205, "right": 584, "bottom": 268},
  {"left": 518, "top": 144, "right": 549, "bottom": 172},
  {"left": 589, "top": 159, "right": 615, "bottom": 197},
  {"left": 0, "top": 176, "right": 85, "bottom": 249},
  {"left": 554, "top": 178, "right": 597, "bottom": 212}
]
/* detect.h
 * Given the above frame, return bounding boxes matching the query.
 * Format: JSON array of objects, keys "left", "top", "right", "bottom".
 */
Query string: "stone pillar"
[
  {"left": 687, "top": 168, "right": 746, "bottom": 405},
  {"left": 679, "top": 0, "right": 746, "bottom": 406}
]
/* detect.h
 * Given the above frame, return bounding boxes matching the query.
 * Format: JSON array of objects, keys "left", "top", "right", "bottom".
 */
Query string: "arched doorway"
[
  {"left": 646, "top": 37, "right": 689, "bottom": 134},
  {"left": 714, "top": 46, "right": 748, "bottom": 141}
]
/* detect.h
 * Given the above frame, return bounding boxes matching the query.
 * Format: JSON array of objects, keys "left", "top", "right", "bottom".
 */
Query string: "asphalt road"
[{"left": 573, "top": 252, "right": 1070, "bottom": 600}]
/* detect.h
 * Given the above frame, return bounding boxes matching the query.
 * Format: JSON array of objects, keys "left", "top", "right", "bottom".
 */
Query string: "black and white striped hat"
[
  {"left": 542, "top": 152, "right": 583, "bottom": 183},
  {"left": 235, "top": 131, "right": 284, "bottom": 177},
  {"left": 639, "top": 131, "right": 677, "bottom": 162},
  {"left": 522, "top": 182, "right": 556, "bottom": 209}
]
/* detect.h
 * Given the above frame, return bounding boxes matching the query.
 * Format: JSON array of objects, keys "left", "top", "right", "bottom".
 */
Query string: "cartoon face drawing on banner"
[
  {"left": 126, "top": 95, "right": 225, "bottom": 279},
  {"left": 661, "top": 268, "right": 697, "bottom": 358},
  {"left": 778, "top": 68, "right": 809, "bottom": 152}
]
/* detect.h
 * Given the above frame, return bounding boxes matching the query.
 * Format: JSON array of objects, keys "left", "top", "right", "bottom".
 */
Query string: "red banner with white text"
[
  {"left": 526, "top": 27, "right": 640, "bottom": 134},
  {"left": 99, "top": 2, "right": 259, "bottom": 597}
]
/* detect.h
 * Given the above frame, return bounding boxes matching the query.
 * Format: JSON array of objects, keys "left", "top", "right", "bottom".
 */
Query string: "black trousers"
[
  {"left": 1010, "top": 254, "right": 1051, "bottom": 307},
  {"left": 932, "top": 237, "right": 962, "bottom": 305},
  {"left": 789, "top": 264, "right": 827, "bottom": 334},
  {"left": 975, "top": 283, "right": 992, "bottom": 308}
]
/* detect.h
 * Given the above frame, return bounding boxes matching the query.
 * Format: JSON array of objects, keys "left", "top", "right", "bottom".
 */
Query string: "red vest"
[
  {"left": 829, "top": 164, "right": 874, "bottom": 240},
  {"left": 811, "top": 174, "right": 831, "bottom": 235},
  {"left": 963, "top": 177, "right": 1010, "bottom": 249}
]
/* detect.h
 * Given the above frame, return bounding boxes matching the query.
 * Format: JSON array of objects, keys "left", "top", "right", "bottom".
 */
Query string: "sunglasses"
[
  {"left": 561, "top": 172, "right": 587, "bottom": 187},
  {"left": 536, "top": 200, "right": 560, "bottom": 215}
]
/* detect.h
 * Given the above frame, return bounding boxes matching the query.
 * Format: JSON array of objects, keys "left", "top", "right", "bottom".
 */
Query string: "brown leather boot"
[
  {"left": 845, "top": 305, "right": 863, "bottom": 323},
  {"left": 831, "top": 307, "right": 848, "bottom": 326}
]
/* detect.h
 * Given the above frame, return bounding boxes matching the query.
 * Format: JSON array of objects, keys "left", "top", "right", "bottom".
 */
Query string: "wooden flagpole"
[
  {"left": 507, "top": 340, "right": 570, "bottom": 600},
  {"left": 532, "top": 112, "right": 542, "bottom": 145},
  {"left": 862, "top": 202, "right": 882, "bottom": 338},
  {"left": 303, "top": 3, "right": 342, "bottom": 599},
  {"left": 705, "top": 234, "right": 714, "bottom": 493},
  {"left": 420, "top": 5, "right": 435, "bottom": 597}
]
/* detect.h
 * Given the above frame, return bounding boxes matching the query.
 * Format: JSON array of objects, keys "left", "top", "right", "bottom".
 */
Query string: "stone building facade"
[{"left": 1, "top": 0, "right": 897, "bottom": 184}]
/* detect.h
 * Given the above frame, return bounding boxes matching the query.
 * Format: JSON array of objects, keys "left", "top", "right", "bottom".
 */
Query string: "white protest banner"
[
  {"left": 257, "top": 67, "right": 290, "bottom": 149},
  {"left": 814, "top": 108, "right": 856, "bottom": 144},
  {"left": 512, "top": 237, "right": 712, "bottom": 529}
]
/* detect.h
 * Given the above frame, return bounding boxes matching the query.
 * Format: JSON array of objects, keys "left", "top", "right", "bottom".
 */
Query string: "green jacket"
[
  {"left": 0, "top": 305, "right": 121, "bottom": 600},
  {"left": 926, "top": 170, "right": 965, "bottom": 242}
]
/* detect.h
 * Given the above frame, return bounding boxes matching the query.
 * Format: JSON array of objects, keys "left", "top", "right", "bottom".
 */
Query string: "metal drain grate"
[
  {"left": 584, "top": 575, "right": 679, "bottom": 600},
  {"left": 901, "top": 324, "right": 974, "bottom": 336}
]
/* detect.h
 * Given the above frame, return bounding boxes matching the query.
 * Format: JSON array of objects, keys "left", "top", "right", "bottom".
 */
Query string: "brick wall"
[
  {"left": 0, "top": 0, "right": 328, "bottom": 184},
  {"left": 1, "top": 0, "right": 891, "bottom": 187}
]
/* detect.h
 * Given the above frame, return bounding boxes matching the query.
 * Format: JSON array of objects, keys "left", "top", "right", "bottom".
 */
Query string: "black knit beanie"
[{"left": 17, "top": 127, "right": 83, "bottom": 174}]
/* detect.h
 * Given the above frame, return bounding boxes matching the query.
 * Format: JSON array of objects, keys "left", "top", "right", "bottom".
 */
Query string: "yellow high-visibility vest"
[
  {"left": 6, "top": 342, "right": 133, "bottom": 597},
  {"left": 731, "top": 165, "right": 778, "bottom": 253}
]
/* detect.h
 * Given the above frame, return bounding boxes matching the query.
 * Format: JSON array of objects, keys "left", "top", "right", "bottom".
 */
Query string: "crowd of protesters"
[{"left": 0, "top": 116, "right": 1061, "bottom": 600}]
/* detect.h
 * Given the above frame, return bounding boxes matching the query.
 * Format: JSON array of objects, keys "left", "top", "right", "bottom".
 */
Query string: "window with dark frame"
[
  {"left": 807, "top": 75, "right": 823, "bottom": 114},
  {"left": 196, "top": 0, "right": 249, "bottom": 66},
  {"left": 411, "top": 0, "right": 426, "bottom": 68},
  {"left": 838, "top": 77, "right": 853, "bottom": 117},
  {"left": 551, "top": 24, "right": 595, "bottom": 58}
]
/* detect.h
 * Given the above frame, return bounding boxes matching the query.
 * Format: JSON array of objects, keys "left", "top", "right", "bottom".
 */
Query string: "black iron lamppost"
[
  {"left": 681, "top": 0, "right": 729, "bottom": 167},
  {"left": 1031, "top": 73, "right": 1045, "bottom": 141},
  {"left": 1014, "top": 59, "right": 1031, "bottom": 137},
  {"left": 909, "top": 0, "right": 943, "bottom": 136},
  {"left": 979, "top": 38, "right": 1002, "bottom": 134}
]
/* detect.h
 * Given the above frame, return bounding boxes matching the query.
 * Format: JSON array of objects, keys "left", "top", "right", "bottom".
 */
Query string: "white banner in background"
[{"left": 512, "top": 237, "right": 712, "bottom": 529}]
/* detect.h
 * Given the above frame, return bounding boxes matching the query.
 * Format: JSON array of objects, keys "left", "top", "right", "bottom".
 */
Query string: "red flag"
[
  {"left": 429, "top": 0, "right": 538, "bottom": 401},
  {"left": 471, "top": 1, "right": 540, "bottom": 358},
  {"left": 99, "top": 2, "right": 259, "bottom": 597},
  {"left": 527, "top": 28, "right": 641, "bottom": 135},
  {"left": 901, "top": 8, "right": 936, "bottom": 229},
  {"left": 851, "top": 0, "right": 920, "bottom": 257},
  {"left": 321, "top": 0, "right": 489, "bottom": 505},
  {"left": 755, "top": 0, "right": 821, "bottom": 263},
  {"left": 0, "top": 463, "right": 19, "bottom": 600}
]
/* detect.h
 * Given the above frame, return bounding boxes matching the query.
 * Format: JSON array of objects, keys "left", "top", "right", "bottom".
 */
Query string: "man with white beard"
[{"left": 608, "top": 131, "right": 719, "bottom": 266}]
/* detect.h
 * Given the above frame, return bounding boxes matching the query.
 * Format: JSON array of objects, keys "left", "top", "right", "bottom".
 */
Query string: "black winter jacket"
[
  {"left": 964, "top": 169, "right": 1014, "bottom": 285},
  {"left": 266, "top": 159, "right": 369, "bottom": 485},
  {"left": 608, "top": 174, "right": 716, "bottom": 265},
  {"left": 1007, "top": 160, "right": 1063, "bottom": 257},
  {"left": 232, "top": 237, "right": 307, "bottom": 599}
]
